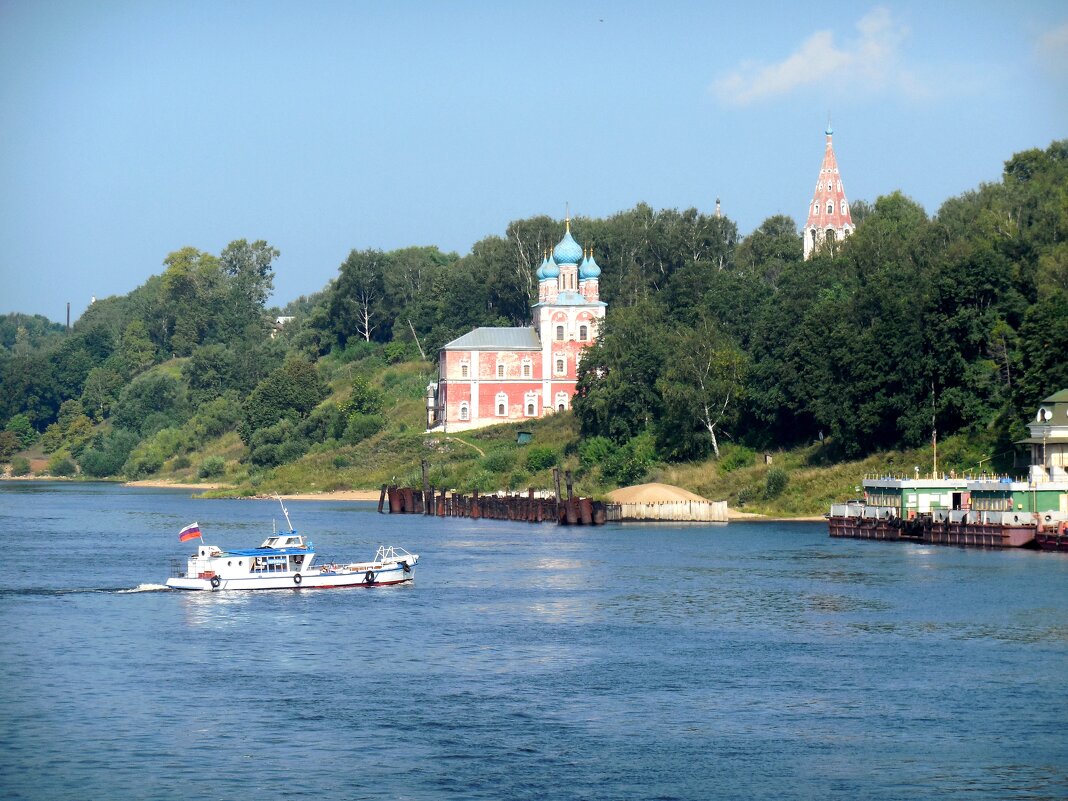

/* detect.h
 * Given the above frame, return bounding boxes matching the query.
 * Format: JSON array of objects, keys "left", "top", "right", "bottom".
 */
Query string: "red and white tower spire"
[{"left": 803, "top": 123, "right": 854, "bottom": 259}]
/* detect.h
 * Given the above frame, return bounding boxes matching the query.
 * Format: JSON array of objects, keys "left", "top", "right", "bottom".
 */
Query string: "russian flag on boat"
[{"left": 179, "top": 523, "right": 202, "bottom": 542}]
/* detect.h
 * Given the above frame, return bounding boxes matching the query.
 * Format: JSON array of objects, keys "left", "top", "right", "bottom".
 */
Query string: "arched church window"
[
  {"left": 826, "top": 229, "right": 836, "bottom": 243},
  {"left": 556, "top": 324, "right": 564, "bottom": 341},
  {"left": 497, "top": 364, "right": 505, "bottom": 379},
  {"left": 460, "top": 363, "right": 469, "bottom": 379},
  {"left": 840, "top": 200, "right": 847, "bottom": 215},
  {"left": 459, "top": 402, "right": 469, "bottom": 421},
  {"left": 526, "top": 403, "right": 535, "bottom": 416},
  {"left": 556, "top": 358, "right": 565, "bottom": 374},
  {"left": 827, "top": 202, "right": 834, "bottom": 215},
  {"left": 521, "top": 358, "right": 532, "bottom": 378},
  {"left": 495, "top": 392, "right": 508, "bottom": 417},
  {"left": 555, "top": 391, "right": 568, "bottom": 412},
  {"left": 579, "top": 324, "right": 588, "bottom": 341}
]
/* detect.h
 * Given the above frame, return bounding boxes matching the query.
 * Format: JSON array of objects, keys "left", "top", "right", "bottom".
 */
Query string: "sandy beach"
[{"left": 122, "top": 479, "right": 381, "bottom": 501}]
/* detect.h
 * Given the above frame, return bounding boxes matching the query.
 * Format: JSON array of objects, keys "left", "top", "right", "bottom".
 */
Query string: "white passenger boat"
[{"left": 165, "top": 499, "right": 417, "bottom": 591}]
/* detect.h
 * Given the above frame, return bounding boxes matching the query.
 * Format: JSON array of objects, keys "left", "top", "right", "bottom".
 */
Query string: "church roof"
[
  {"left": 532, "top": 291, "right": 606, "bottom": 307},
  {"left": 580, "top": 249, "right": 601, "bottom": 279},
  {"left": 804, "top": 126, "right": 853, "bottom": 231},
  {"left": 553, "top": 226, "right": 583, "bottom": 265},
  {"left": 441, "top": 326, "right": 541, "bottom": 351}
]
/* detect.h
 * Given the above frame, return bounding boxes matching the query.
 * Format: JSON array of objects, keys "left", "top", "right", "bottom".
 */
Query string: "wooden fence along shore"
[{"left": 377, "top": 464, "right": 728, "bottom": 525}]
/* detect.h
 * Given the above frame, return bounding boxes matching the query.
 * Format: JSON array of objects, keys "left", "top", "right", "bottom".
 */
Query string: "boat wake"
[
  {"left": 0, "top": 584, "right": 173, "bottom": 597},
  {"left": 117, "top": 583, "right": 171, "bottom": 593}
]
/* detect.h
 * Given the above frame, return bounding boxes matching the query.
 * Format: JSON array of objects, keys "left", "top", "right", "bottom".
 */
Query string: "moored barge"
[{"left": 829, "top": 390, "right": 1068, "bottom": 550}]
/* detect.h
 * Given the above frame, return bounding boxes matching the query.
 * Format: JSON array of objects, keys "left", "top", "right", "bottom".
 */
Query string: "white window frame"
[
  {"left": 459, "top": 402, "right": 469, "bottom": 421},
  {"left": 554, "top": 354, "right": 566, "bottom": 375},
  {"left": 524, "top": 391, "right": 539, "bottom": 417},
  {"left": 579, "top": 324, "right": 588, "bottom": 341},
  {"left": 497, "top": 363, "right": 505, "bottom": 379},
  {"left": 555, "top": 391, "right": 569, "bottom": 412},
  {"left": 495, "top": 392, "right": 508, "bottom": 417},
  {"left": 521, "top": 357, "right": 532, "bottom": 378},
  {"left": 555, "top": 324, "right": 565, "bottom": 341}
]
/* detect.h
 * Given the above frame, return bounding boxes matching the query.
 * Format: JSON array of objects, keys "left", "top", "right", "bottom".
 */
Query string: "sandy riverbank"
[
  {"left": 123, "top": 479, "right": 227, "bottom": 491},
  {"left": 123, "top": 479, "right": 381, "bottom": 501}
]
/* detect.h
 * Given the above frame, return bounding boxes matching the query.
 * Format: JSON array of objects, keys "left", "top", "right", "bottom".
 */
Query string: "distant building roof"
[{"left": 441, "top": 326, "right": 541, "bottom": 351}]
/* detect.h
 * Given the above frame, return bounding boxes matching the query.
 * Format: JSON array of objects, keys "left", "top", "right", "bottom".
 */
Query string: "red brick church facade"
[{"left": 427, "top": 220, "right": 606, "bottom": 431}]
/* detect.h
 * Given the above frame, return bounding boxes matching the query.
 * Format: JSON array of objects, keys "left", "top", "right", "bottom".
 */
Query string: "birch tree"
[{"left": 656, "top": 320, "right": 747, "bottom": 460}]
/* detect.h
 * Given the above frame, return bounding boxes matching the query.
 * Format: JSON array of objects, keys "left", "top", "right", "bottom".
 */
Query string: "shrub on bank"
[{"left": 198, "top": 456, "right": 226, "bottom": 479}]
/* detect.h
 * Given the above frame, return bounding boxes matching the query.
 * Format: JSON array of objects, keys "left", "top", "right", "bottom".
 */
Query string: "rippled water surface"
[{"left": 1, "top": 482, "right": 1066, "bottom": 800}]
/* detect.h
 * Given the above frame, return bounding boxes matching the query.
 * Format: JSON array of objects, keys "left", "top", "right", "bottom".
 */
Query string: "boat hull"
[
  {"left": 828, "top": 516, "right": 1037, "bottom": 548},
  {"left": 1036, "top": 531, "right": 1068, "bottom": 551},
  {"left": 166, "top": 564, "right": 414, "bottom": 591}
]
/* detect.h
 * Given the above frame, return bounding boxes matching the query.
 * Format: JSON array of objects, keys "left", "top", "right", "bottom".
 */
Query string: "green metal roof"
[{"left": 441, "top": 327, "right": 541, "bottom": 351}]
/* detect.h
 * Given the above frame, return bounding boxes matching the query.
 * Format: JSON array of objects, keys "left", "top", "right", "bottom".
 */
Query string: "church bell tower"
[{"left": 804, "top": 124, "right": 854, "bottom": 259}]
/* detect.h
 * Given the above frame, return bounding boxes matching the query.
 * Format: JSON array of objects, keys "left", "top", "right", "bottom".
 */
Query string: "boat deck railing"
[{"left": 374, "top": 545, "right": 414, "bottom": 563}]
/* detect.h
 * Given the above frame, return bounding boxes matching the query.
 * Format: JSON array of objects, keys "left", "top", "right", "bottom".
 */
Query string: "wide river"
[{"left": 0, "top": 481, "right": 1065, "bottom": 800}]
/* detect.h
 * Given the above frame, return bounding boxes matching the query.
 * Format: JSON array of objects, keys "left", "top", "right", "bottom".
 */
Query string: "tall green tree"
[
  {"left": 656, "top": 321, "right": 747, "bottom": 459},
  {"left": 574, "top": 299, "right": 668, "bottom": 444}
]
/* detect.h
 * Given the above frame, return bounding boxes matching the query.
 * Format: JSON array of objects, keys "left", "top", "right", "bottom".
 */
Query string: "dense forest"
[{"left": 1, "top": 140, "right": 1065, "bottom": 489}]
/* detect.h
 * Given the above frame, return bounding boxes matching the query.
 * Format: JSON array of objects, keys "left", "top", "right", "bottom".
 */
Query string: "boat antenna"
[{"left": 275, "top": 494, "right": 294, "bottom": 533}]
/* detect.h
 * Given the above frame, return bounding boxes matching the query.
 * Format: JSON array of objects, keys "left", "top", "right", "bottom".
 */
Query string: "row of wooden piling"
[{"left": 377, "top": 464, "right": 610, "bottom": 525}]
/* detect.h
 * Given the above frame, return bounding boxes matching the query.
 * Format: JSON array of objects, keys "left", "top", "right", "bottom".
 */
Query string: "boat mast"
[
  {"left": 931, "top": 381, "right": 938, "bottom": 478},
  {"left": 275, "top": 494, "right": 295, "bottom": 533}
]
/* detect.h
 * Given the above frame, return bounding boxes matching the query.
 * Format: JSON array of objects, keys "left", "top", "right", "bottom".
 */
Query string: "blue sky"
[{"left": 2, "top": 0, "right": 1066, "bottom": 322}]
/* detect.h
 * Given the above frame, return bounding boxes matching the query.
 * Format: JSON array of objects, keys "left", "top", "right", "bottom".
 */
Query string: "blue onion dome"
[
  {"left": 552, "top": 226, "right": 583, "bottom": 265},
  {"left": 580, "top": 249, "right": 601, "bottom": 279},
  {"left": 542, "top": 256, "right": 560, "bottom": 279},
  {"left": 536, "top": 254, "right": 548, "bottom": 280}
]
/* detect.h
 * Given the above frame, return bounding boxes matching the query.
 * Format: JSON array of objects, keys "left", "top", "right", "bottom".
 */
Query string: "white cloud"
[
  {"left": 712, "top": 7, "right": 920, "bottom": 106},
  {"left": 1035, "top": 21, "right": 1068, "bottom": 79}
]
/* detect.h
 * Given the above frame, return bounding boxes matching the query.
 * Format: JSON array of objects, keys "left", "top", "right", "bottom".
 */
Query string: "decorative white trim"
[{"left": 524, "top": 391, "right": 539, "bottom": 417}]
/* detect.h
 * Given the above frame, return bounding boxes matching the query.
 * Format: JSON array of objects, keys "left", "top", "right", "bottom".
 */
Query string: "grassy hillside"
[{"left": 3, "top": 350, "right": 1013, "bottom": 518}]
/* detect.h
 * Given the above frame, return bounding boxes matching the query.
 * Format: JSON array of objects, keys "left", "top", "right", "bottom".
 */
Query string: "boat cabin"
[
  {"left": 861, "top": 477, "right": 968, "bottom": 519},
  {"left": 260, "top": 534, "right": 307, "bottom": 549}
]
